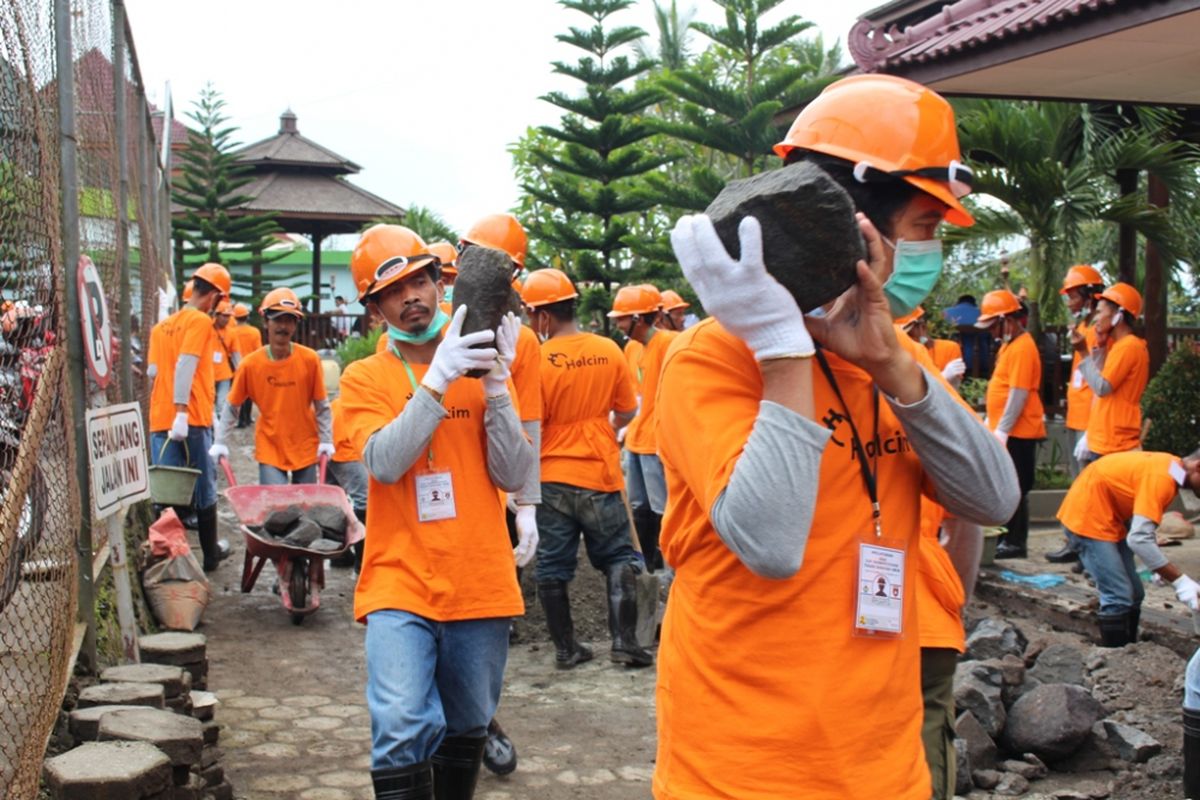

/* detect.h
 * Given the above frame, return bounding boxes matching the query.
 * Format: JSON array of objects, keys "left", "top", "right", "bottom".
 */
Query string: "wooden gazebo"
[{"left": 231, "top": 109, "right": 406, "bottom": 313}]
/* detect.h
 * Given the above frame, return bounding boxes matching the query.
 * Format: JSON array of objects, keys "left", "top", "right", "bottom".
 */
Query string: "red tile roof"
[{"left": 850, "top": 0, "right": 1121, "bottom": 71}]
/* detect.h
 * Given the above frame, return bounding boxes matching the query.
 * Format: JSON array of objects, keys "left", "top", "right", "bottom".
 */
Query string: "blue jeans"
[
  {"left": 214, "top": 379, "right": 230, "bottom": 421},
  {"left": 535, "top": 482, "right": 639, "bottom": 583},
  {"left": 624, "top": 451, "right": 667, "bottom": 514},
  {"left": 326, "top": 458, "right": 368, "bottom": 512},
  {"left": 1066, "top": 530, "right": 1145, "bottom": 615},
  {"left": 1187, "top": 648, "right": 1200, "bottom": 709},
  {"left": 150, "top": 428, "right": 216, "bottom": 509},
  {"left": 365, "top": 610, "right": 509, "bottom": 769},
  {"left": 258, "top": 463, "right": 317, "bottom": 485}
]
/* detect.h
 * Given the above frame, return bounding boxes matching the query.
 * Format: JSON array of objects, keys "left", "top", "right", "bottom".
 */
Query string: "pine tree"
[
  {"left": 522, "top": 0, "right": 676, "bottom": 328},
  {"left": 171, "top": 84, "right": 282, "bottom": 297}
]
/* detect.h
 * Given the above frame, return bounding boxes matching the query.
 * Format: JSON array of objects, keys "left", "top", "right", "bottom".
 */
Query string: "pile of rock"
[
  {"left": 44, "top": 633, "right": 231, "bottom": 800},
  {"left": 247, "top": 503, "right": 347, "bottom": 553},
  {"left": 952, "top": 618, "right": 1165, "bottom": 797}
]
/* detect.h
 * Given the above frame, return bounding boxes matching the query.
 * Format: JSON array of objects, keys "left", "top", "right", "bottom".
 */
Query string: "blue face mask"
[
  {"left": 388, "top": 307, "right": 450, "bottom": 345},
  {"left": 442, "top": 285, "right": 454, "bottom": 303},
  {"left": 881, "top": 238, "right": 943, "bottom": 319}
]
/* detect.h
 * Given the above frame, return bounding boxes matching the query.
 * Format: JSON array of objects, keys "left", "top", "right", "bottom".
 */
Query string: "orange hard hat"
[
  {"left": 607, "top": 285, "right": 662, "bottom": 318},
  {"left": 660, "top": 289, "right": 690, "bottom": 311},
  {"left": 192, "top": 262, "right": 232, "bottom": 296},
  {"left": 259, "top": 287, "right": 305, "bottom": 318},
  {"left": 181, "top": 280, "right": 194, "bottom": 302},
  {"left": 522, "top": 268, "right": 578, "bottom": 308},
  {"left": 1097, "top": 282, "right": 1142, "bottom": 317},
  {"left": 461, "top": 213, "right": 527, "bottom": 268},
  {"left": 233, "top": 302, "right": 251, "bottom": 319},
  {"left": 974, "top": 290, "right": 1022, "bottom": 327},
  {"left": 896, "top": 306, "right": 925, "bottom": 328},
  {"left": 774, "top": 74, "right": 974, "bottom": 227},
  {"left": 1060, "top": 264, "right": 1104, "bottom": 295},
  {"left": 215, "top": 300, "right": 232, "bottom": 315},
  {"left": 428, "top": 241, "right": 458, "bottom": 276},
  {"left": 351, "top": 224, "right": 435, "bottom": 301}
]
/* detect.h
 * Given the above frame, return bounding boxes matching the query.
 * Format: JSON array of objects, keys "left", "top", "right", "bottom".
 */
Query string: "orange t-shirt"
[
  {"left": 1065, "top": 322, "right": 1097, "bottom": 431},
  {"left": 539, "top": 332, "right": 638, "bottom": 492},
  {"left": 985, "top": 331, "right": 1046, "bottom": 439},
  {"left": 339, "top": 351, "right": 524, "bottom": 623},
  {"left": 1086, "top": 334, "right": 1149, "bottom": 455},
  {"left": 916, "top": 498, "right": 966, "bottom": 652},
  {"left": 212, "top": 325, "right": 239, "bottom": 382},
  {"left": 512, "top": 324, "right": 543, "bottom": 423},
  {"left": 149, "top": 307, "right": 218, "bottom": 431},
  {"left": 375, "top": 331, "right": 390, "bottom": 354},
  {"left": 227, "top": 344, "right": 327, "bottom": 471},
  {"left": 928, "top": 338, "right": 962, "bottom": 373},
  {"left": 1057, "top": 451, "right": 1180, "bottom": 542},
  {"left": 330, "top": 396, "right": 358, "bottom": 462},
  {"left": 626, "top": 329, "right": 677, "bottom": 455},
  {"left": 232, "top": 323, "right": 262, "bottom": 359},
  {"left": 146, "top": 320, "right": 166, "bottom": 378},
  {"left": 654, "top": 319, "right": 932, "bottom": 800},
  {"left": 623, "top": 338, "right": 642, "bottom": 383}
]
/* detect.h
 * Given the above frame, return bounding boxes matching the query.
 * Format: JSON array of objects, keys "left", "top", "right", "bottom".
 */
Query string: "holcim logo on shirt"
[
  {"left": 266, "top": 376, "right": 298, "bottom": 388},
  {"left": 547, "top": 352, "right": 609, "bottom": 370},
  {"left": 821, "top": 406, "right": 912, "bottom": 461}
]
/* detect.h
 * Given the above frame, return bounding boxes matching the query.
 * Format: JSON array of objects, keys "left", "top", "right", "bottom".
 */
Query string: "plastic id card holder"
[
  {"left": 415, "top": 471, "right": 456, "bottom": 522},
  {"left": 854, "top": 537, "right": 906, "bottom": 639},
  {"left": 1071, "top": 369, "right": 1083, "bottom": 389}
]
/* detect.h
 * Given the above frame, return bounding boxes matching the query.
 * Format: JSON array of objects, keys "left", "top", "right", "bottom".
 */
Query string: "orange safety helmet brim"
[
  {"left": 428, "top": 241, "right": 458, "bottom": 274},
  {"left": 522, "top": 269, "right": 579, "bottom": 307},
  {"left": 1060, "top": 264, "right": 1105, "bottom": 295},
  {"left": 974, "top": 290, "right": 1022, "bottom": 327},
  {"left": 351, "top": 224, "right": 436, "bottom": 302},
  {"left": 607, "top": 285, "right": 662, "bottom": 318},
  {"left": 461, "top": 213, "right": 527, "bottom": 269},
  {"left": 1097, "top": 282, "right": 1143, "bottom": 317},
  {"left": 192, "top": 262, "right": 232, "bottom": 296},
  {"left": 774, "top": 74, "right": 974, "bottom": 227},
  {"left": 260, "top": 287, "right": 306, "bottom": 318},
  {"left": 233, "top": 303, "right": 251, "bottom": 320},
  {"left": 661, "top": 289, "right": 690, "bottom": 311},
  {"left": 215, "top": 300, "right": 232, "bottom": 315}
]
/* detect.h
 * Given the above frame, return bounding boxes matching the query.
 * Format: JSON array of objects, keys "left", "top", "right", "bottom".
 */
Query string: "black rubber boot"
[
  {"left": 197, "top": 504, "right": 229, "bottom": 573},
  {"left": 482, "top": 718, "right": 517, "bottom": 776},
  {"left": 1185, "top": 708, "right": 1200, "bottom": 800},
  {"left": 431, "top": 735, "right": 486, "bottom": 800},
  {"left": 237, "top": 398, "right": 253, "bottom": 428},
  {"left": 1128, "top": 605, "right": 1141, "bottom": 643},
  {"left": 372, "top": 762, "right": 433, "bottom": 800},
  {"left": 1044, "top": 540, "right": 1079, "bottom": 563},
  {"left": 1097, "top": 611, "right": 1132, "bottom": 648},
  {"left": 606, "top": 563, "right": 654, "bottom": 668},
  {"left": 538, "top": 581, "right": 593, "bottom": 669},
  {"left": 632, "top": 508, "right": 662, "bottom": 573}
]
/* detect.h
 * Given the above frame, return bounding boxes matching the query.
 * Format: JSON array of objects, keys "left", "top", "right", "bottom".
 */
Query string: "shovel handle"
[
  {"left": 618, "top": 488, "right": 645, "bottom": 556},
  {"left": 218, "top": 455, "right": 237, "bottom": 487}
]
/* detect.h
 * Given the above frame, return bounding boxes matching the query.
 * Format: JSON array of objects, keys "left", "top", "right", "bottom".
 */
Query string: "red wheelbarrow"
[{"left": 218, "top": 457, "right": 364, "bottom": 624}]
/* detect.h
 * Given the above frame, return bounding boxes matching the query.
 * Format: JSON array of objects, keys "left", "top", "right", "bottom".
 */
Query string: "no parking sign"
[{"left": 77, "top": 255, "right": 112, "bottom": 389}]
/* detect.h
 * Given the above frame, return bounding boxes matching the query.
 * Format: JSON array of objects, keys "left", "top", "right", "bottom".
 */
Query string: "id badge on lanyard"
[
  {"left": 391, "top": 343, "right": 458, "bottom": 523},
  {"left": 814, "top": 349, "right": 906, "bottom": 640}
]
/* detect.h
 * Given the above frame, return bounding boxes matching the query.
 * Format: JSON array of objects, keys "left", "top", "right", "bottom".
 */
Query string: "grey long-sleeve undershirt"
[
  {"left": 1128, "top": 514, "right": 1169, "bottom": 571},
  {"left": 486, "top": 396, "right": 535, "bottom": 493},
  {"left": 1079, "top": 350, "right": 1113, "bottom": 396},
  {"left": 996, "top": 387, "right": 1029, "bottom": 435},
  {"left": 314, "top": 398, "right": 332, "bottom": 443},
  {"left": 514, "top": 420, "right": 542, "bottom": 505},
  {"left": 943, "top": 517, "right": 983, "bottom": 600},
  {"left": 173, "top": 354, "right": 199, "bottom": 405},
  {"left": 709, "top": 402, "right": 830, "bottom": 579}
]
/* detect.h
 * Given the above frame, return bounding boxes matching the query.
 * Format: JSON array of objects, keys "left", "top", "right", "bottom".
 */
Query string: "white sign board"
[
  {"left": 86, "top": 402, "right": 150, "bottom": 519},
  {"left": 77, "top": 254, "right": 113, "bottom": 389}
]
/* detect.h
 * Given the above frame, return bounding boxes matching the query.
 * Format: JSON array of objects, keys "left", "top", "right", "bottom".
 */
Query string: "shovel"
[{"left": 619, "top": 488, "right": 660, "bottom": 649}]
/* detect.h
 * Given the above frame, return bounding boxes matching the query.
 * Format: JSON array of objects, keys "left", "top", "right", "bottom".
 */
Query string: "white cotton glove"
[
  {"left": 317, "top": 442, "right": 335, "bottom": 459},
  {"left": 482, "top": 312, "right": 520, "bottom": 397},
  {"left": 208, "top": 443, "right": 229, "bottom": 461},
  {"left": 1173, "top": 575, "right": 1200, "bottom": 610},
  {"left": 513, "top": 505, "right": 539, "bottom": 567},
  {"left": 169, "top": 411, "right": 189, "bottom": 442},
  {"left": 941, "top": 358, "right": 966, "bottom": 382},
  {"left": 422, "top": 305, "right": 497, "bottom": 395},
  {"left": 670, "top": 214, "right": 813, "bottom": 360},
  {"left": 993, "top": 429, "right": 1009, "bottom": 446},
  {"left": 1074, "top": 431, "right": 1090, "bottom": 463}
]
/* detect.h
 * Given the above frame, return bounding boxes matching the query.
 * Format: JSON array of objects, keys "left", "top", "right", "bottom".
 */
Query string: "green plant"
[
  {"left": 336, "top": 329, "right": 382, "bottom": 368},
  {"left": 958, "top": 376, "right": 988, "bottom": 410},
  {"left": 1142, "top": 344, "right": 1200, "bottom": 456}
]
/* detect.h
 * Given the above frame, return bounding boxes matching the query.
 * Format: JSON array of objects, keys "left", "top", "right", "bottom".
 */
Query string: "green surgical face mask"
[
  {"left": 387, "top": 307, "right": 450, "bottom": 345},
  {"left": 442, "top": 285, "right": 454, "bottom": 303},
  {"left": 882, "top": 238, "right": 943, "bottom": 319}
]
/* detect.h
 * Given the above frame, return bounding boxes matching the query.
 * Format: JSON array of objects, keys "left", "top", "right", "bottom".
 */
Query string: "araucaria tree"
[
  {"left": 522, "top": 0, "right": 675, "bottom": 323},
  {"left": 172, "top": 84, "right": 280, "bottom": 296}
]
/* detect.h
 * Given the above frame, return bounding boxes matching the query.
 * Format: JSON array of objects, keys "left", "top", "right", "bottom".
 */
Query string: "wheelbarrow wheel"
[{"left": 289, "top": 563, "right": 308, "bottom": 625}]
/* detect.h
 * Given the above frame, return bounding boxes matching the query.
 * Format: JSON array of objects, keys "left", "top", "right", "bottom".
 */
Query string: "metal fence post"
[
  {"left": 56, "top": 0, "right": 97, "bottom": 672},
  {"left": 113, "top": 0, "right": 132, "bottom": 403}
]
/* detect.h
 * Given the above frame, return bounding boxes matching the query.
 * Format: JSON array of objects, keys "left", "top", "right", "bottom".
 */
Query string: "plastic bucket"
[
  {"left": 148, "top": 439, "right": 201, "bottom": 506},
  {"left": 980, "top": 528, "right": 1005, "bottom": 567}
]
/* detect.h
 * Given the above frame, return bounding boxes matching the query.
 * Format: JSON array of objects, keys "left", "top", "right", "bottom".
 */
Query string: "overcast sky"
[{"left": 124, "top": 0, "right": 875, "bottom": 245}]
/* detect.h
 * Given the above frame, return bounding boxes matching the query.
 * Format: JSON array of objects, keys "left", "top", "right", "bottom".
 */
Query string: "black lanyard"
[{"left": 814, "top": 348, "right": 882, "bottom": 538}]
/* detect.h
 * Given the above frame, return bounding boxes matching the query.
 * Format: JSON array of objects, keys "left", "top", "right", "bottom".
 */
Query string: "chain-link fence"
[{"left": 0, "top": 0, "right": 170, "bottom": 795}]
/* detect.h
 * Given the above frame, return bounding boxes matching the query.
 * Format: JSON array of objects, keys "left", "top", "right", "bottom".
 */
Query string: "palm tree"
[
  {"left": 633, "top": 0, "right": 697, "bottom": 71},
  {"left": 948, "top": 99, "right": 1199, "bottom": 333},
  {"left": 392, "top": 205, "right": 458, "bottom": 244}
]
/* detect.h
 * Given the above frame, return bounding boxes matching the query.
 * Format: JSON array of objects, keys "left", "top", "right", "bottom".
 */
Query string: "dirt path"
[{"left": 202, "top": 425, "right": 657, "bottom": 800}]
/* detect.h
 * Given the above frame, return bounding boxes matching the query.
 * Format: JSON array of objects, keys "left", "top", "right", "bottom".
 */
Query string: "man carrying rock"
[
  {"left": 1058, "top": 448, "right": 1200, "bottom": 646},
  {"left": 521, "top": 268, "right": 651, "bottom": 669},
  {"left": 338, "top": 224, "right": 534, "bottom": 800},
  {"left": 209, "top": 287, "right": 333, "bottom": 485}
]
